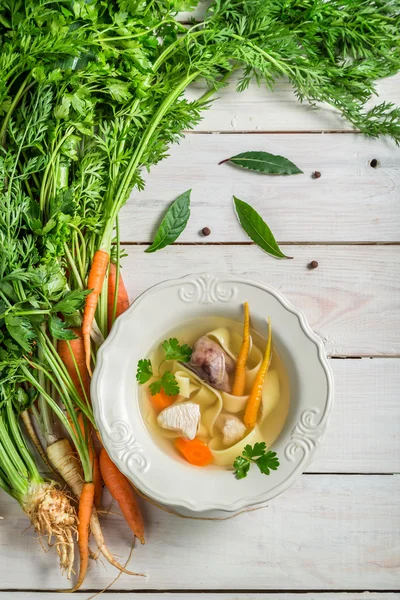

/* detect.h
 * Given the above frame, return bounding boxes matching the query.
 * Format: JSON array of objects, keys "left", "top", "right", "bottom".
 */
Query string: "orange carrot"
[
  {"left": 232, "top": 302, "right": 250, "bottom": 396},
  {"left": 58, "top": 333, "right": 103, "bottom": 507},
  {"left": 108, "top": 262, "right": 130, "bottom": 332},
  {"left": 78, "top": 415, "right": 102, "bottom": 509},
  {"left": 67, "top": 410, "right": 102, "bottom": 509},
  {"left": 71, "top": 481, "right": 94, "bottom": 592},
  {"left": 82, "top": 249, "right": 109, "bottom": 373},
  {"left": 148, "top": 388, "right": 177, "bottom": 412},
  {"left": 243, "top": 317, "right": 272, "bottom": 429},
  {"left": 57, "top": 328, "right": 90, "bottom": 404},
  {"left": 99, "top": 448, "right": 145, "bottom": 544},
  {"left": 175, "top": 437, "right": 213, "bottom": 467},
  {"left": 91, "top": 444, "right": 102, "bottom": 508}
]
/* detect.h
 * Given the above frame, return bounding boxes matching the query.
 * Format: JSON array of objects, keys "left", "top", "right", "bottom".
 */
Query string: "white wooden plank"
[
  {"left": 186, "top": 73, "right": 400, "bottom": 133},
  {"left": 309, "top": 359, "right": 400, "bottom": 473},
  {"left": 0, "top": 476, "right": 398, "bottom": 590},
  {"left": 120, "top": 134, "right": 400, "bottom": 243},
  {"left": 119, "top": 245, "right": 400, "bottom": 356},
  {"left": 3, "top": 595, "right": 399, "bottom": 599}
]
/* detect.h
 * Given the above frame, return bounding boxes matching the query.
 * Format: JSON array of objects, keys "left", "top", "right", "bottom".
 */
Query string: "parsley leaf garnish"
[
  {"left": 232, "top": 456, "right": 251, "bottom": 480},
  {"left": 149, "top": 371, "right": 179, "bottom": 397},
  {"left": 162, "top": 338, "right": 192, "bottom": 362},
  {"left": 256, "top": 452, "right": 280, "bottom": 475},
  {"left": 243, "top": 442, "right": 267, "bottom": 459},
  {"left": 136, "top": 359, "right": 153, "bottom": 384},
  {"left": 233, "top": 442, "right": 280, "bottom": 479}
]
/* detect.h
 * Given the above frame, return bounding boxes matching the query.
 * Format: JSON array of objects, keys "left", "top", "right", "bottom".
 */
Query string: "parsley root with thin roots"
[
  {"left": 47, "top": 438, "right": 140, "bottom": 577},
  {"left": 20, "top": 409, "right": 55, "bottom": 473},
  {"left": 0, "top": 402, "right": 77, "bottom": 578}
]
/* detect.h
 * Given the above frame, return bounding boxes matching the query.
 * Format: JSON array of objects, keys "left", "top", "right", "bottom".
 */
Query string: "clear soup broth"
[{"left": 138, "top": 315, "right": 290, "bottom": 470}]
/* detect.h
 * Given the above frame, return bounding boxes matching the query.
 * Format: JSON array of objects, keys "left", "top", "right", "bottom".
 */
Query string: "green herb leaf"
[
  {"left": 242, "top": 442, "right": 267, "bottom": 459},
  {"left": 233, "top": 442, "right": 280, "bottom": 480},
  {"left": 220, "top": 151, "right": 302, "bottom": 175},
  {"left": 48, "top": 316, "right": 78, "bottom": 340},
  {"left": 145, "top": 190, "right": 191, "bottom": 253},
  {"left": 160, "top": 371, "right": 180, "bottom": 396},
  {"left": 233, "top": 456, "right": 251, "bottom": 479},
  {"left": 162, "top": 338, "right": 192, "bottom": 362},
  {"left": 256, "top": 451, "right": 280, "bottom": 475},
  {"left": 149, "top": 371, "right": 179, "bottom": 397},
  {"left": 136, "top": 359, "right": 153, "bottom": 384},
  {"left": 234, "top": 197, "right": 292, "bottom": 259},
  {"left": 5, "top": 315, "right": 36, "bottom": 352},
  {"left": 52, "top": 289, "right": 90, "bottom": 315},
  {"left": 148, "top": 379, "right": 162, "bottom": 395}
]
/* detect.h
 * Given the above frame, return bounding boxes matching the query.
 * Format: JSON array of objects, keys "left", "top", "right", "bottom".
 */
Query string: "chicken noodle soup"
[{"left": 137, "top": 314, "right": 290, "bottom": 471}]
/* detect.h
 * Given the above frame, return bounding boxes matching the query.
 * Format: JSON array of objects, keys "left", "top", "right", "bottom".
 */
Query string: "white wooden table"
[{"left": 1, "top": 62, "right": 400, "bottom": 600}]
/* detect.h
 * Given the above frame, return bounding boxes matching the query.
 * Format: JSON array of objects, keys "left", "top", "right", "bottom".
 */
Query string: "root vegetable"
[
  {"left": 47, "top": 438, "right": 139, "bottom": 576},
  {"left": 99, "top": 448, "right": 145, "bottom": 544},
  {"left": 22, "top": 482, "right": 77, "bottom": 579}
]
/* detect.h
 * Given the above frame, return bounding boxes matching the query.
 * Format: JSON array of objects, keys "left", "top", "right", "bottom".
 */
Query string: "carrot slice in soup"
[
  {"left": 149, "top": 388, "right": 177, "bottom": 412},
  {"left": 175, "top": 437, "right": 213, "bottom": 467}
]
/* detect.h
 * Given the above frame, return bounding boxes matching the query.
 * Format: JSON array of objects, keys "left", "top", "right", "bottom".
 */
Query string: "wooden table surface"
[{"left": 1, "top": 32, "right": 399, "bottom": 600}]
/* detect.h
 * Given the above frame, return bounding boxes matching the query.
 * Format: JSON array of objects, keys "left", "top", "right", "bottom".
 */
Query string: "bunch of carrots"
[{"left": 56, "top": 266, "right": 144, "bottom": 591}]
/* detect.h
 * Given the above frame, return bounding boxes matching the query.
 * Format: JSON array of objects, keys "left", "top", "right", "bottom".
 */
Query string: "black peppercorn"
[
  {"left": 201, "top": 227, "right": 211, "bottom": 236},
  {"left": 312, "top": 171, "right": 321, "bottom": 179},
  {"left": 309, "top": 260, "right": 319, "bottom": 269},
  {"left": 369, "top": 159, "right": 379, "bottom": 168}
]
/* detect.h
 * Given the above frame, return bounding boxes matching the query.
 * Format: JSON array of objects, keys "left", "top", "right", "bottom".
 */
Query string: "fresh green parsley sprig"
[
  {"left": 233, "top": 442, "right": 280, "bottom": 480},
  {"left": 149, "top": 371, "right": 180, "bottom": 397},
  {"left": 136, "top": 338, "right": 192, "bottom": 397},
  {"left": 162, "top": 338, "right": 192, "bottom": 362},
  {"left": 136, "top": 359, "right": 153, "bottom": 384}
]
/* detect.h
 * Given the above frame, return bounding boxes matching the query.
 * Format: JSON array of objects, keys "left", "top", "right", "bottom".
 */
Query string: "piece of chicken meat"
[{"left": 188, "top": 336, "right": 235, "bottom": 392}]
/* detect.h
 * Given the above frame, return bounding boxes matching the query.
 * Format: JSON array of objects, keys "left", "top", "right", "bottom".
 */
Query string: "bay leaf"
[
  {"left": 233, "top": 197, "right": 292, "bottom": 259},
  {"left": 146, "top": 189, "right": 191, "bottom": 253},
  {"left": 220, "top": 151, "right": 302, "bottom": 175}
]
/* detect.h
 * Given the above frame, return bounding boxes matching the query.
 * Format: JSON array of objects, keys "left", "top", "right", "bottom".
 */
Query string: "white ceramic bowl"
[{"left": 92, "top": 273, "right": 333, "bottom": 514}]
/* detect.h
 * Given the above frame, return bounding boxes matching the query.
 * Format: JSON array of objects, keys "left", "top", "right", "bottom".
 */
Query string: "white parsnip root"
[
  {"left": 47, "top": 438, "right": 142, "bottom": 576},
  {"left": 20, "top": 410, "right": 55, "bottom": 474},
  {"left": 22, "top": 482, "right": 76, "bottom": 578}
]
